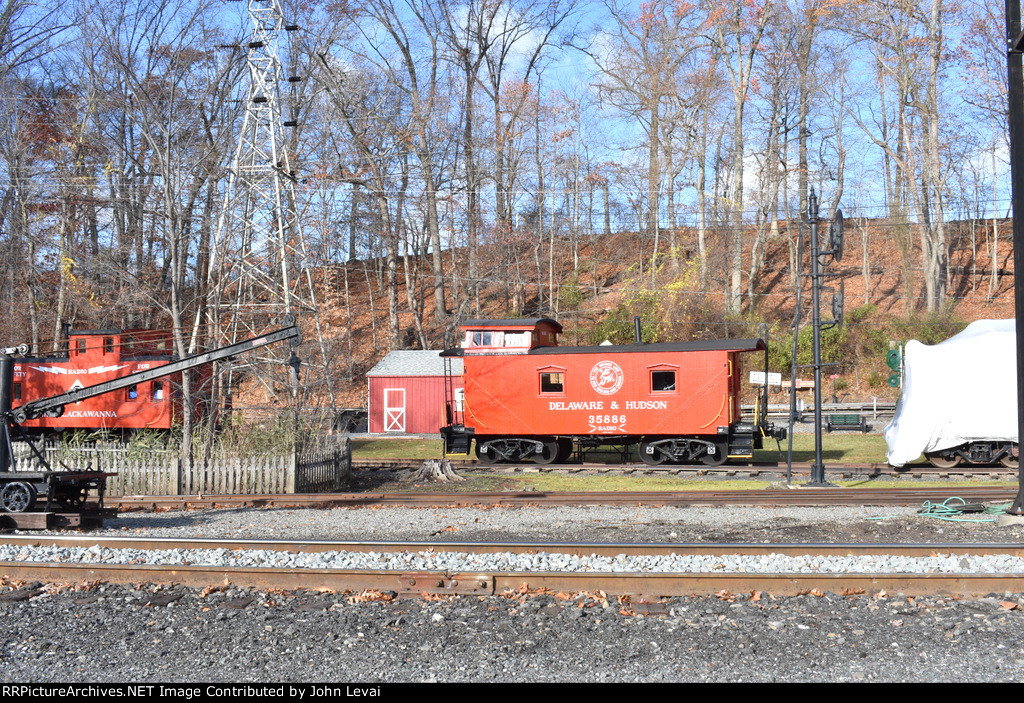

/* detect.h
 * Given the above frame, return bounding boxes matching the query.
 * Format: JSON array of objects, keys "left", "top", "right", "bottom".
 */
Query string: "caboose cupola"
[{"left": 457, "top": 318, "right": 563, "bottom": 355}]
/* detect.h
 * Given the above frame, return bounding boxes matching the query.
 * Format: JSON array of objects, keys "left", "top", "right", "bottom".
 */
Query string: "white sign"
[{"left": 749, "top": 371, "right": 782, "bottom": 386}]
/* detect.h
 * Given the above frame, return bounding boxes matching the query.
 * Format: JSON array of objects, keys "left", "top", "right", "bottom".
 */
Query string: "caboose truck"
[
  {"left": 0, "top": 317, "right": 302, "bottom": 518},
  {"left": 441, "top": 318, "right": 785, "bottom": 466}
]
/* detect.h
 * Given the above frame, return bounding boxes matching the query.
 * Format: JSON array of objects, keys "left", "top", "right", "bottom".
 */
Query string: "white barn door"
[{"left": 383, "top": 388, "right": 406, "bottom": 432}]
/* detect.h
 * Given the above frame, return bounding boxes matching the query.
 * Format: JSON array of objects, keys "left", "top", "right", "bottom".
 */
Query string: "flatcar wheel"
[
  {"left": 1, "top": 481, "right": 36, "bottom": 513},
  {"left": 638, "top": 441, "right": 665, "bottom": 466},
  {"left": 700, "top": 443, "right": 729, "bottom": 467},
  {"left": 534, "top": 440, "right": 560, "bottom": 465},
  {"left": 56, "top": 487, "right": 88, "bottom": 509},
  {"left": 925, "top": 451, "right": 961, "bottom": 469},
  {"left": 1001, "top": 445, "right": 1019, "bottom": 469}
]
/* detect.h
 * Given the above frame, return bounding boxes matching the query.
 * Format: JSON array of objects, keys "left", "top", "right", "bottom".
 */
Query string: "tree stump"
[{"left": 410, "top": 458, "right": 464, "bottom": 482}]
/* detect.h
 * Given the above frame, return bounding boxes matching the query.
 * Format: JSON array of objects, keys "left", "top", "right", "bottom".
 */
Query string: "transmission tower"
[{"left": 206, "top": 0, "right": 334, "bottom": 421}]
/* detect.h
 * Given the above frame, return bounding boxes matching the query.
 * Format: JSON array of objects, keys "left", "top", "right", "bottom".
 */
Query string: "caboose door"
[{"left": 383, "top": 388, "right": 406, "bottom": 432}]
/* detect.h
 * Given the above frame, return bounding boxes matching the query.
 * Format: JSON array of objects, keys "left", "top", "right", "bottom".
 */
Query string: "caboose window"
[
  {"left": 472, "top": 331, "right": 493, "bottom": 346},
  {"left": 540, "top": 372, "right": 564, "bottom": 393},
  {"left": 77, "top": 339, "right": 86, "bottom": 355},
  {"left": 652, "top": 370, "right": 676, "bottom": 392},
  {"left": 152, "top": 382, "right": 164, "bottom": 400},
  {"left": 103, "top": 337, "right": 114, "bottom": 354},
  {"left": 13, "top": 383, "right": 20, "bottom": 400},
  {"left": 126, "top": 385, "right": 138, "bottom": 400}
]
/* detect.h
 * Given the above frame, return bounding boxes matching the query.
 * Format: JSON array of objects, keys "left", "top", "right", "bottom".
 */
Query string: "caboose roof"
[
  {"left": 460, "top": 318, "right": 563, "bottom": 332},
  {"left": 441, "top": 338, "right": 766, "bottom": 357},
  {"left": 527, "top": 338, "right": 766, "bottom": 355},
  {"left": 66, "top": 328, "right": 172, "bottom": 337},
  {"left": 67, "top": 329, "right": 123, "bottom": 336}
]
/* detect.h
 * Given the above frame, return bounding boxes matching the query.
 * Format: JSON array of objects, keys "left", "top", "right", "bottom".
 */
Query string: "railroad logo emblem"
[{"left": 589, "top": 360, "right": 623, "bottom": 395}]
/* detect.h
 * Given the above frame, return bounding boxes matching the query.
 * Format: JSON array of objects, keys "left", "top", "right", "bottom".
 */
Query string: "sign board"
[{"left": 749, "top": 371, "right": 782, "bottom": 386}]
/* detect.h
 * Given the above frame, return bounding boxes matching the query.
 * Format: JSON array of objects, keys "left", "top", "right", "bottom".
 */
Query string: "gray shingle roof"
[{"left": 366, "top": 350, "right": 462, "bottom": 377}]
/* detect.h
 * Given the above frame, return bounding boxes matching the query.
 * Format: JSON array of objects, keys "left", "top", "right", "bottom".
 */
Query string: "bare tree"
[{"left": 704, "top": 0, "right": 773, "bottom": 316}]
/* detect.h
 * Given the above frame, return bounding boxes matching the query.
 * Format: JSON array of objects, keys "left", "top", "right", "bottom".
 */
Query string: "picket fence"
[{"left": 16, "top": 438, "right": 351, "bottom": 496}]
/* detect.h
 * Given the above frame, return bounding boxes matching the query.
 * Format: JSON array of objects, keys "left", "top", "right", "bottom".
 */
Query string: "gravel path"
[{"left": 4, "top": 501, "right": 1024, "bottom": 683}]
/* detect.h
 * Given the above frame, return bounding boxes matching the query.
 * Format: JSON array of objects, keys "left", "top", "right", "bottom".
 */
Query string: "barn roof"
[{"left": 367, "top": 350, "right": 461, "bottom": 377}]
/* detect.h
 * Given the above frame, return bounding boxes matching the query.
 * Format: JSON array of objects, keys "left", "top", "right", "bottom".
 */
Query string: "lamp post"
[
  {"left": 1005, "top": 0, "right": 1024, "bottom": 514},
  {"left": 806, "top": 188, "right": 832, "bottom": 487}
]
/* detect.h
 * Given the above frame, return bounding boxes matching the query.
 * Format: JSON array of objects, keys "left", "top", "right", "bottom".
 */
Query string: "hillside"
[{"left": 311, "top": 216, "right": 1017, "bottom": 410}]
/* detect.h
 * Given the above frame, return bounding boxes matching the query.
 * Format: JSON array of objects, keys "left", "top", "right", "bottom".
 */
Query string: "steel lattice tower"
[{"left": 206, "top": 0, "right": 334, "bottom": 417}]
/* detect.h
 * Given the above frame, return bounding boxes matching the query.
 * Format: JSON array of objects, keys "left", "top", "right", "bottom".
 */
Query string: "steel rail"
[
  {"left": 354, "top": 458, "right": 1017, "bottom": 479},
  {"left": 106, "top": 486, "right": 1020, "bottom": 511},
  {"left": 3, "top": 537, "right": 1024, "bottom": 598},
  {"left": 5, "top": 534, "right": 1024, "bottom": 557}
]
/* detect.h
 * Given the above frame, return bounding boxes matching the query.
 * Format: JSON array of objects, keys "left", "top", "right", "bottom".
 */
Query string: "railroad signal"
[
  {"left": 886, "top": 346, "right": 902, "bottom": 387},
  {"left": 829, "top": 209, "right": 844, "bottom": 262}
]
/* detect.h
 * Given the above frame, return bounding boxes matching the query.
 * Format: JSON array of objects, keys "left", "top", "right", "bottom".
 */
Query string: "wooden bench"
[{"left": 825, "top": 413, "right": 870, "bottom": 433}]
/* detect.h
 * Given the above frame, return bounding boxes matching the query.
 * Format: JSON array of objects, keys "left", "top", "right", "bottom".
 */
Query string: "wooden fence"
[{"left": 13, "top": 437, "right": 351, "bottom": 496}]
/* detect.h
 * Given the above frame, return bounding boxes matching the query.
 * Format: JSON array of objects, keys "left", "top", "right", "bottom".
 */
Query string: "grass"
[
  {"left": 351, "top": 437, "right": 442, "bottom": 460},
  {"left": 366, "top": 470, "right": 1014, "bottom": 494},
  {"left": 351, "top": 434, "right": 1017, "bottom": 493}
]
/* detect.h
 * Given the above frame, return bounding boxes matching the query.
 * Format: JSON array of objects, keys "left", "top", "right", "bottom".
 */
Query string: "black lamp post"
[{"left": 1005, "top": 0, "right": 1024, "bottom": 514}]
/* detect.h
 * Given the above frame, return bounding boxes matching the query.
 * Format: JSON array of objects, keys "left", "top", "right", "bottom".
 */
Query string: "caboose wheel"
[
  {"left": 555, "top": 438, "right": 574, "bottom": 463},
  {"left": 700, "top": 443, "right": 729, "bottom": 467},
  {"left": 475, "top": 442, "right": 499, "bottom": 465},
  {"left": 925, "top": 451, "right": 961, "bottom": 469},
  {"left": 1, "top": 481, "right": 36, "bottom": 513},
  {"left": 638, "top": 440, "right": 666, "bottom": 466},
  {"left": 533, "top": 440, "right": 560, "bottom": 465}
]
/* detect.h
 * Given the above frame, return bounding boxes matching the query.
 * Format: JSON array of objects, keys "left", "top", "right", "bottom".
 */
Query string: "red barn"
[
  {"left": 367, "top": 351, "right": 463, "bottom": 434},
  {"left": 12, "top": 329, "right": 186, "bottom": 432}
]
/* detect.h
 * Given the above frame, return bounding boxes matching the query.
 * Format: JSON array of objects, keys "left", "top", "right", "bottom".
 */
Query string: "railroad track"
[
  {"left": 107, "top": 485, "right": 1020, "bottom": 511},
  {"left": 2, "top": 535, "right": 1024, "bottom": 598},
  {"left": 354, "top": 458, "right": 1018, "bottom": 480}
]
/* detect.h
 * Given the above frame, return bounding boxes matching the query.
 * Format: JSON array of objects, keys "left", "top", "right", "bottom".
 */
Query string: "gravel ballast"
[
  {"left": 4, "top": 501, "right": 1024, "bottom": 683},
  {"left": 3, "top": 543, "right": 1024, "bottom": 575}
]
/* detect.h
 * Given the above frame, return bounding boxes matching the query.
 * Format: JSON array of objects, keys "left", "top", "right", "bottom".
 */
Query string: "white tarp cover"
[{"left": 884, "top": 319, "right": 1017, "bottom": 467}]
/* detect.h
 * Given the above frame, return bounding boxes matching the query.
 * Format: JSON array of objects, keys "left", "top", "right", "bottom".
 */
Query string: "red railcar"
[
  {"left": 12, "top": 329, "right": 189, "bottom": 432},
  {"left": 441, "top": 319, "right": 784, "bottom": 465}
]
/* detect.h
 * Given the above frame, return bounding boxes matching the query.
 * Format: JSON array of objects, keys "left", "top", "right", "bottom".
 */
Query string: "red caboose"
[
  {"left": 441, "top": 318, "right": 784, "bottom": 465},
  {"left": 12, "top": 329, "right": 189, "bottom": 432}
]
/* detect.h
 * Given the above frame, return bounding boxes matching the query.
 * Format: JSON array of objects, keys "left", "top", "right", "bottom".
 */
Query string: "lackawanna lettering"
[
  {"left": 624, "top": 400, "right": 668, "bottom": 410},
  {"left": 548, "top": 401, "right": 603, "bottom": 410},
  {"left": 65, "top": 410, "right": 118, "bottom": 418}
]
